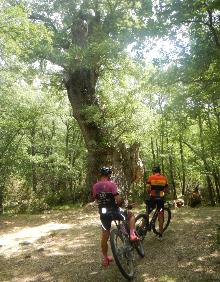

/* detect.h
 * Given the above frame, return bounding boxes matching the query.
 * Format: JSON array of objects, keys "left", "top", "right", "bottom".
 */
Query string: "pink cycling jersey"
[{"left": 92, "top": 179, "right": 118, "bottom": 199}]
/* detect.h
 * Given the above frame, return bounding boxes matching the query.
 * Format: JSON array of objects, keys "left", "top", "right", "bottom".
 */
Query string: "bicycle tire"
[
  {"left": 133, "top": 240, "right": 145, "bottom": 258},
  {"left": 135, "top": 213, "right": 148, "bottom": 240},
  {"left": 152, "top": 207, "right": 171, "bottom": 235},
  {"left": 110, "top": 228, "right": 134, "bottom": 280}
]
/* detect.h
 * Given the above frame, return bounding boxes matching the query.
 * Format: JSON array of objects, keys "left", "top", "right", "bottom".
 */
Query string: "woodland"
[{"left": 0, "top": 0, "right": 220, "bottom": 214}]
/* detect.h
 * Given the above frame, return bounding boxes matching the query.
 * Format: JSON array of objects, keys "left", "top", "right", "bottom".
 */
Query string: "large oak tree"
[{"left": 23, "top": 0, "right": 151, "bottom": 197}]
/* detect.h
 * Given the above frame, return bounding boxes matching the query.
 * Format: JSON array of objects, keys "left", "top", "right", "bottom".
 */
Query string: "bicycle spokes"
[
  {"left": 110, "top": 229, "right": 135, "bottom": 280},
  {"left": 135, "top": 214, "right": 148, "bottom": 239}
]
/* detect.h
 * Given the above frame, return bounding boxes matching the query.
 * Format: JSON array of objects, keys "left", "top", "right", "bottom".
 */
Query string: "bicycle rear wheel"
[
  {"left": 135, "top": 213, "right": 148, "bottom": 240},
  {"left": 110, "top": 228, "right": 134, "bottom": 280},
  {"left": 152, "top": 207, "right": 171, "bottom": 235}
]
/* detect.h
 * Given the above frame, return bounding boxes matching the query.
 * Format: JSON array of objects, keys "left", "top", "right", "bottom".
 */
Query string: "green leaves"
[
  {"left": 0, "top": 1, "right": 52, "bottom": 63},
  {"left": 19, "top": 0, "right": 154, "bottom": 70}
]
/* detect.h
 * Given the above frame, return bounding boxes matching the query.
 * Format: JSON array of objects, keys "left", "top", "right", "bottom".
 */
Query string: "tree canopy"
[{"left": 0, "top": 0, "right": 219, "bottom": 212}]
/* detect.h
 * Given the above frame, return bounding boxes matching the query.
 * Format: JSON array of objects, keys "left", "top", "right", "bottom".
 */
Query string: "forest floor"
[{"left": 0, "top": 205, "right": 219, "bottom": 282}]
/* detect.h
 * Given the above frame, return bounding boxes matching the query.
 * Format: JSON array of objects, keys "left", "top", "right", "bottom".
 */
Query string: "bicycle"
[
  {"left": 135, "top": 202, "right": 171, "bottom": 240},
  {"left": 110, "top": 207, "right": 145, "bottom": 280}
]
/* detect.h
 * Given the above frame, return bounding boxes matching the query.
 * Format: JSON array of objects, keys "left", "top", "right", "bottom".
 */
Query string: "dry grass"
[{"left": 0, "top": 206, "right": 219, "bottom": 282}]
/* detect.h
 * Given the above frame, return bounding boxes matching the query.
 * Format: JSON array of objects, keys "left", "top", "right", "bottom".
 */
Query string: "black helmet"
[
  {"left": 152, "top": 165, "right": 161, "bottom": 173},
  {"left": 100, "top": 167, "right": 112, "bottom": 176}
]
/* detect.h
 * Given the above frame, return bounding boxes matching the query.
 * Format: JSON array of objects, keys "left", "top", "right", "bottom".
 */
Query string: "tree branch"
[
  {"left": 182, "top": 140, "right": 201, "bottom": 158},
  {"left": 29, "top": 14, "right": 57, "bottom": 32},
  {"left": 206, "top": 7, "right": 220, "bottom": 49}
]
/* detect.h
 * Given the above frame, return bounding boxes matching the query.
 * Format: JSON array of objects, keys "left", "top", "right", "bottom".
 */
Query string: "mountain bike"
[
  {"left": 110, "top": 208, "right": 145, "bottom": 281},
  {"left": 135, "top": 202, "right": 171, "bottom": 240}
]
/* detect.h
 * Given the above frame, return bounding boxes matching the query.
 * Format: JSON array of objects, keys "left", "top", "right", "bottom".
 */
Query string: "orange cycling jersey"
[{"left": 147, "top": 173, "right": 168, "bottom": 198}]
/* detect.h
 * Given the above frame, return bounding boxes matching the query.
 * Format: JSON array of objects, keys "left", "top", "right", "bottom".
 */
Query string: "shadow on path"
[{"left": 0, "top": 207, "right": 219, "bottom": 281}]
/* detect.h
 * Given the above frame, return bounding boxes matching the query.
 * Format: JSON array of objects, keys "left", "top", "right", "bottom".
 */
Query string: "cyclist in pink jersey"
[{"left": 93, "top": 167, "right": 139, "bottom": 267}]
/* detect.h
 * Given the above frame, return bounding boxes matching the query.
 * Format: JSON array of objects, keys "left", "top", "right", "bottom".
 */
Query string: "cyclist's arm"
[
  {"left": 114, "top": 194, "right": 123, "bottom": 206},
  {"left": 164, "top": 177, "right": 169, "bottom": 194},
  {"left": 109, "top": 181, "right": 123, "bottom": 206},
  {"left": 146, "top": 176, "right": 151, "bottom": 194}
]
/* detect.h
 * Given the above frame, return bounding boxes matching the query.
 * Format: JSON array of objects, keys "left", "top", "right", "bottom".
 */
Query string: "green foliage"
[
  {"left": 1, "top": 73, "right": 86, "bottom": 212},
  {"left": 0, "top": 1, "right": 52, "bottom": 62},
  {"left": 21, "top": 0, "right": 154, "bottom": 71},
  {"left": 1, "top": 0, "right": 220, "bottom": 211},
  {"left": 97, "top": 57, "right": 155, "bottom": 146}
]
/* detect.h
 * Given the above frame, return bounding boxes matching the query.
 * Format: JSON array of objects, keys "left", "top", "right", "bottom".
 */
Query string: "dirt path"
[{"left": 0, "top": 206, "right": 219, "bottom": 282}]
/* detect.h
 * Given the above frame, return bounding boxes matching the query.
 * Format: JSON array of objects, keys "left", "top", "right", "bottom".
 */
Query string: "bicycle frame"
[
  {"left": 135, "top": 203, "right": 171, "bottom": 239},
  {"left": 110, "top": 216, "right": 135, "bottom": 280},
  {"left": 147, "top": 208, "right": 161, "bottom": 231},
  {"left": 110, "top": 208, "right": 145, "bottom": 280}
]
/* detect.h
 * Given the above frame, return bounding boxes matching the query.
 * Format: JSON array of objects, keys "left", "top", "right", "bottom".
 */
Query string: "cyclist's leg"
[
  {"left": 115, "top": 208, "right": 139, "bottom": 240},
  {"left": 100, "top": 214, "right": 113, "bottom": 266},
  {"left": 127, "top": 210, "right": 140, "bottom": 240},
  {"left": 156, "top": 198, "right": 164, "bottom": 236},
  {"left": 147, "top": 197, "right": 156, "bottom": 227}
]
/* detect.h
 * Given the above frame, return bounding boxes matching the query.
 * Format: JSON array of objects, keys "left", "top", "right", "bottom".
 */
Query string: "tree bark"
[
  {"left": 206, "top": 108, "right": 220, "bottom": 203},
  {"left": 198, "top": 114, "right": 215, "bottom": 205},
  {"left": 213, "top": 171, "right": 220, "bottom": 203},
  {"left": 64, "top": 69, "right": 113, "bottom": 200},
  {"left": 156, "top": 139, "right": 159, "bottom": 161},
  {"left": 151, "top": 137, "right": 156, "bottom": 164},
  {"left": 167, "top": 138, "right": 177, "bottom": 199},
  {"left": 112, "top": 142, "right": 144, "bottom": 198},
  {"left": 30, "top": 126, "right": 37, "bottom": 192},
  {"left": 158, "top": 96, "right": 165, "bottom": 173},
  {"left": 0, "top": 184, "right": 4, "bottom": 214},
  {"left": 179, "top": 134, "right": 186, "bottom": 196}
]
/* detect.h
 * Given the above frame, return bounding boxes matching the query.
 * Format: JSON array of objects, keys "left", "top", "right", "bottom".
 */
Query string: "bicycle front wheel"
[
  {"left": 133, "top": 240, "right": 145, "bottom": 258},
  {"left": 152, "top": 207, "right": 171, "bottom": 235},
  {"left": 110, "top": 228, "right": 134, "bottom": 280}
]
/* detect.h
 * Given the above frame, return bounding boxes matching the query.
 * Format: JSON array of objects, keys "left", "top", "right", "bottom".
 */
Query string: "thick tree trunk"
[
  {"left": 64, "top": 62, "right": 143, "bottom": 201},
  {"left": 64, "top": 68, "right": 144, "bottom": 200},
  {"left": 114, "top": 142, "right": 144, "bottom": 197},
  {"left": 64, "top": 69, "right": 113, "bottom": 200}
]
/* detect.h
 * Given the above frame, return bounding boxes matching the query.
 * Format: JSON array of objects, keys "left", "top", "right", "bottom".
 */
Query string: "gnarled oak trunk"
[{"left": 64, "top": 69, "right": 144, "bottom": 200}]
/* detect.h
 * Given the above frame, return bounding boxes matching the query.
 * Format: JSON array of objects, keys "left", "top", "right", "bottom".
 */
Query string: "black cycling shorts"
[
  {"left": 100, "top": 207, "right": 126, "bottom": 231},
  {"left": 146, "top": 197, "right": 164, "bottom": 213}
]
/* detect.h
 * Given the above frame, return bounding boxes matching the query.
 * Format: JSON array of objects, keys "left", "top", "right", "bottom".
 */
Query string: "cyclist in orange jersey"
[{"left": 146, "top": 165, "right": 169, "bottom": 239}]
